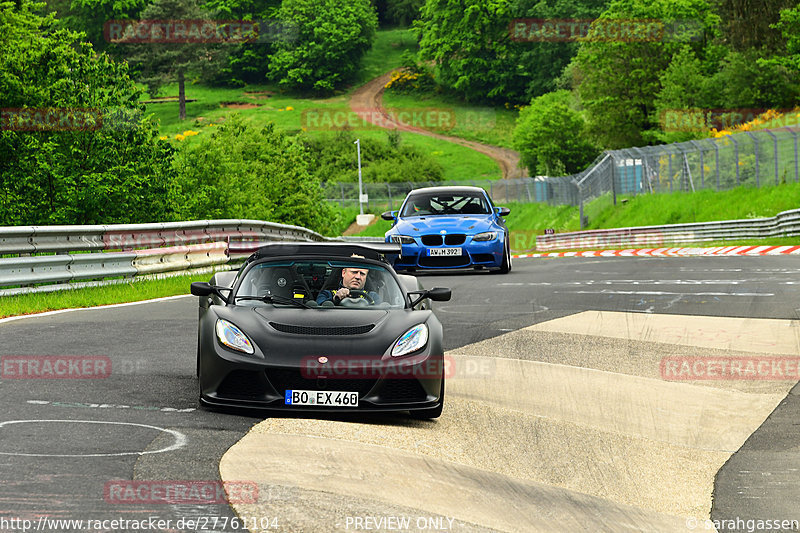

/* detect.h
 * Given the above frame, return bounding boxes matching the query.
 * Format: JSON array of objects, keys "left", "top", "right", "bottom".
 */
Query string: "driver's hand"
[{"left": 334, "top": 288, "right": 350, "bottom": 301}]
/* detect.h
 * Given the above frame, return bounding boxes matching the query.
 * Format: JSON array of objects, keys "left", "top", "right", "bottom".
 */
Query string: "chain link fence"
[
  {"left": 322, "top": 176, "right": 576, "bottom": 211},
  {"left": 324, "top": 127, "right": 800, "bottom": 228}
]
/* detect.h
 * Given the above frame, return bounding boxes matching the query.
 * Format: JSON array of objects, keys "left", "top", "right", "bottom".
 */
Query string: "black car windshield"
[
  {"left": 234, "top": 260, "right": 406, "bottom": 309},
  {"left": 400, "top": 192, "right": 491, "bottom": 217}
]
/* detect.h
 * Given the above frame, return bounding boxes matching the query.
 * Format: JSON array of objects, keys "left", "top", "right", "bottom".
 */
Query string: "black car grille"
[
  {"left": 217, "top": 370, "right": 268, "bottom": 399},
  {"left": 266, "top": 369, "right": 377, "bottom": 396},
  {"left": 444, "top": 234, "right": 466, "bottom": 245},
  {"left": 471, "top": 253, "right": 495, "bottom": 263},
  {"left": 269, "top": 323, "right": 375, "bottom": 335},
  {"left": 378, "top": 379, "right": 429, "bottom": 403},
  {"left": 420, "top": 234, "right": 466, "bottom": 246},
  {"left": 419, "top": 255, "right": 471, "bottom": 268}
]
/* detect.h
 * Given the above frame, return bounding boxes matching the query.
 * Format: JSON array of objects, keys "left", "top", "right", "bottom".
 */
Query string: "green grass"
[
  {"left": 0, "top": 273, "right": 214, "bottom": 319},
  {"left": 356, "top": 27, "right": 418, "bottom": 85},
  {"left": 587, "top": 182, "right": 800, "bottom": 230},
  {"left": 382, "top": 91, "right": 518, "bottom": 149},
  {"left": 353, "top": 182, "right": 800, "bottom": 250}
]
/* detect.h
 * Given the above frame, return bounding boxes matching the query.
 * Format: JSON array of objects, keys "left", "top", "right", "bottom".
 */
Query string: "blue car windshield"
[
  {"left": 400, "top": 193, "right": 490, "bottom": 217},
  {"left": 234, "top": 260, "right": 406, "bottom": 309}
]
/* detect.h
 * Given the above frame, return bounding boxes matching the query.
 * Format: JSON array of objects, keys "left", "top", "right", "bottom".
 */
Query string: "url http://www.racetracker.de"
[{"left": 0, "top": 515, "right": 280, "bottom": 532}]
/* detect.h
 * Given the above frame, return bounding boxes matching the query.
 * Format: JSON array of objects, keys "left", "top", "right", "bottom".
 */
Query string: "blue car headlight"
[
  {"left": 472, "top": 231, "right": 497, "bottom": 242},
  {"left": 392, "top": 323, "right": 429, "bottom": 357},
  {"left": 389, "top": 235, "right": 415, "bottom": 244},
  {"left": 215, "top": 319, "right": 255, "bottom": 354}
]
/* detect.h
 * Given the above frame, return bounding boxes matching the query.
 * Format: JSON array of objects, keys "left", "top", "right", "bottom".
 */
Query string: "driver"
[{"left": 316, "top": 266, "right": 381, "bottom": 305}]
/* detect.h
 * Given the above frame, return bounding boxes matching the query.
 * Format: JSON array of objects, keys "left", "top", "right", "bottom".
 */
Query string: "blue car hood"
[{"left": 393, "top": 215, "right": 495, "bottom": 234}]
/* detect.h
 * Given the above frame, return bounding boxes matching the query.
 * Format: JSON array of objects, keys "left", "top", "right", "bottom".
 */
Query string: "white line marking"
[
  {"left": 0, "top": 419, "right": 187, "bottom": 457},
  {"left": 554, "top": 290, "right": 774, "bottom": 297},
  {"left": 0, "top": 295, "right": 193, "bottom": 325}
]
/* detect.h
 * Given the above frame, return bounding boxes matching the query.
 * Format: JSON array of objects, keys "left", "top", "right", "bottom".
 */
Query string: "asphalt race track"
[{"left": 1, "top": 255, "right": 798, "bottom": 532}]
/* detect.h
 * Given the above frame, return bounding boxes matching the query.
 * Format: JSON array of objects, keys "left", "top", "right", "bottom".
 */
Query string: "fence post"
[
  {"left": 611, "top": 155, "right": 617, "bottom": 205},
  {"left": 763, "top": 130, "right": 779, "bottom": 185},
  {"left": 745, "top": 132, "right": 760, "bottom": 187},
  {"left": 668, "top": 152, "right": 673, "bottom": 192},
  {"left": 713, "top": 141, "right": 720, "bottom": 190},
  {"left": 784, "top": 127, "right": 799, "bottom": 182},
  {"left": 730, "top": 135, "right": 740, "bottom": 186},
  {"left": 689, "top": 140, "right": 704, "bottom": 189}
]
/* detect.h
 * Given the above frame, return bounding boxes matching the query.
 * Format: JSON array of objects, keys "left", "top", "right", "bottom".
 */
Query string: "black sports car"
[{"left": 190, "top": 242, "right": 451, "bottom": 418}]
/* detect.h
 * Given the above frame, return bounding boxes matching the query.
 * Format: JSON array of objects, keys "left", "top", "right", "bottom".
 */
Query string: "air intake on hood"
[{"left": 269, "top": 323, "right": 375, "bottom": 335}]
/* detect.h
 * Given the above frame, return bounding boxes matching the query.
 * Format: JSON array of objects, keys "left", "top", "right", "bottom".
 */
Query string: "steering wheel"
[{"left": 345, "top": 289, "right": 375, "bottom": 304}]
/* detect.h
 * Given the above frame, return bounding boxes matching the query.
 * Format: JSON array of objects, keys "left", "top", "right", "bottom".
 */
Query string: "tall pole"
[{"left": 354, "top": 139, "right": 364, "bottom": 215}]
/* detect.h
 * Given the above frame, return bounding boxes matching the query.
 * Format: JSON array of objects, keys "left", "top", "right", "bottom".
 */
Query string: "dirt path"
[{"left": 349, "top": 72, "right": 527, "bottom": 180}]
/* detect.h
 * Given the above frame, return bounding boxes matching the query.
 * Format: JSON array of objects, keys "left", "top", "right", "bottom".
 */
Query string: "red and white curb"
[{"left": 513, "top": 245, "right": 800, "bottom": 259}]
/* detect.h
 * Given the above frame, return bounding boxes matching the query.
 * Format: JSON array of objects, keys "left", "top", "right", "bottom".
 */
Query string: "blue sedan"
[{"left": 382, "top": 186, "right": 512, "bottom": 274}]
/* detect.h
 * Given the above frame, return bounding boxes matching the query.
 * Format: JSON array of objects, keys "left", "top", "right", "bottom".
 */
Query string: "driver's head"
[{"left": 341, "top": 267, "right": 368, "bottom": 290}]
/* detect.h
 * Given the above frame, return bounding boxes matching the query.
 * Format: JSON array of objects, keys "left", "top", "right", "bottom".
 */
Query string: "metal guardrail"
[
  {"left": 0, "top": 220, "right": 332, "bottom": 294},
  {"left": 536, "top": 207, "right": 800, "bottom": 251}
]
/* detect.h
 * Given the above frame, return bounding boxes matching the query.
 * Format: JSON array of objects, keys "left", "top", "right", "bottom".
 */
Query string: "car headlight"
[
  {"left": 389, "top": 235, "right": 415, "bottom": 244},
  {"left": 472, "top": 231, "right": 497, "bottom": 241},
  {"left": 392, "top": 323, "right": 429, "bottom": 357},
  {"left": 215, "top": 319, "right": 254, "bottom": 354}
]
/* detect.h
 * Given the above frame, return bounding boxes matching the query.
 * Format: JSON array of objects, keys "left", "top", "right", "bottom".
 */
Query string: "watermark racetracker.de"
[
  {"left": 509, "top": 18, "right": 703, "bottom": 42},
  {"left": 661, "top": 356, "right": 800, "bottom": 381},
  {"left": 104, "top": 19, "right": 296, "bottom": 44},
  {"left": 1, "top": 356, "right": 111, "bottom": 379},
  {"left": 300, "top": 107, "right": 496, "bottom": 132},
  {"left": 1, "top": 108, "right": 142, "bottom": 132}
]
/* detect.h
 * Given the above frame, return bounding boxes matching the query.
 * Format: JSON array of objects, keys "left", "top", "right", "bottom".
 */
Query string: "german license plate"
[
  {"left": 429, "top": 248, "right": 462, "bottom": 256},
  {"left": 284, "top": 390, "right": 359, "bottom": 407}
]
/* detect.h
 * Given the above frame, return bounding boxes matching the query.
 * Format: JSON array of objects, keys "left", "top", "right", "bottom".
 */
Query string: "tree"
[
  {"left": 59, "top": 0, "right": 148, "bottom": 50},
  {"left": 121, "top": 0, "right": 224, "bottom": 119},
  {"left": 714, "top": 0, "right": 795, "bottom": 52},
  {"left": 415, "top": 0, "right": 516, "bottom": 103},
  {"left": 173, "top": 115, "right": 332, "bottom": 233},
  {"left": 0, "top": 0, "right": 178, "bottom": 225},
  {"left": 414, "top": 0, "right": 609, "bottom": 104},
  {"left": 512, "top": 90, "right": 598, "bottom": 176},
  {"left": 571, "top": 0, "right": 719, "bottom": 148},
  {"left": 268, "top": 0, "right": 378, "bottom": 93},
  {"left": 204, "top": 0, "right": 281, "bottom": 86}
]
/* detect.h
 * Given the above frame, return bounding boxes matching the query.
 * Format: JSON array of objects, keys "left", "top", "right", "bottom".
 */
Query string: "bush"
[
  {"left": 173, "top": 115, "right": 332, "bottom": 233},
  {"left": 268, "top": 0, "right": 378, "bottom": 93},
  {"left": 512, "top": 91, "right": 598, "bottom": 176},
  {"left": 0, "top": 1, "right": 178, "bottom": 225},
  {"left": 298, "top": 130, "right": 443, "bottom": 183}
]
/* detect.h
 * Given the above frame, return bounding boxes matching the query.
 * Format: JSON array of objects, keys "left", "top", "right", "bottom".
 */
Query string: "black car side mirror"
[
  {"left": 381, "top": 211, "right": 397, "bottom": 221},
  {"left": 407, "top": 287, "right": 452, "bottom": 308},
  {"left": 497, "top": 206, "right": 510, "bottom": 217},
  {"left": 191, "top": 282, "right": 230, "bottom": 304}
]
